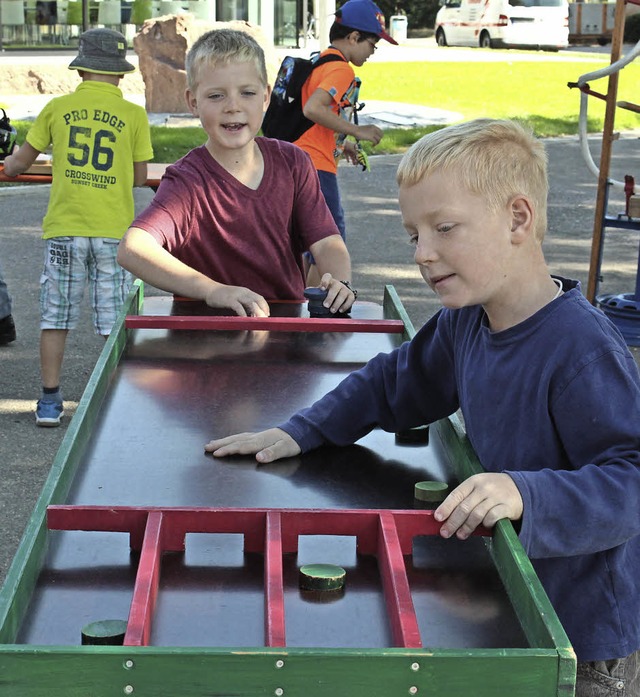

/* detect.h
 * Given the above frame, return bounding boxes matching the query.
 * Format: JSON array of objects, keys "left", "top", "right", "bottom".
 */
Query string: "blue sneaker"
[{"left": 35, "top": 398, "right": 64, "bottom": 427}]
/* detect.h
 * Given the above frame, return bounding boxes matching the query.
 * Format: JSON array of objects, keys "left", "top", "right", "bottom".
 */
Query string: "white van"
[{"left": 434, "top": 0, "right": 570, "bottom": 50}]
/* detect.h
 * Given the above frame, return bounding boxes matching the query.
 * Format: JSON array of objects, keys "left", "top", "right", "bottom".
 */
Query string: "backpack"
[
  {"left": 0, "top": 109, "right": 17, "bottom": 161},
  {"left": 262, "top": 53, "right": 345, "bottom": 143}
]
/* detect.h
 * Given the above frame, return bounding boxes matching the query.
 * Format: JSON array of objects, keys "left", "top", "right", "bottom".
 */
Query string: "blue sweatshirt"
[{"left": 280, "top": 278, "right": 640, "bottom": 662}]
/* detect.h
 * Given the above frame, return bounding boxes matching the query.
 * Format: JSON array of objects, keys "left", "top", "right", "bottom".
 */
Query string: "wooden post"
[{"left": 586, "top": 0, "right": 627, "bottom": 303}]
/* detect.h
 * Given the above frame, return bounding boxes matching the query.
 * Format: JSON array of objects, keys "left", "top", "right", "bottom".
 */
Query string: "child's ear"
[
  {"left": 263, "top": 84, "right": 272, "bottom": 112},
  {"left": 509, "top": 195, "right": 534, "bottom": 242},
  {"left": 185, "top": 88, "right": 198, "bottom": 116}
]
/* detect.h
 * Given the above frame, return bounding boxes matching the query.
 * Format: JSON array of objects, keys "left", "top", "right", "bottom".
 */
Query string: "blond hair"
[
  {"left": 397, "top": 119, "right": 549, "bottom": 241},
  {"left": 186, "top": 29, "right": 268, "bottom": 90}
]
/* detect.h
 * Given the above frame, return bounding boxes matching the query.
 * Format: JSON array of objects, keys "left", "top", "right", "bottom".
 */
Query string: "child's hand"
[
  {"left": 342, "top": 141, "right": 359, "bottom": 166},
  {"left": 434, "top": 473, "right": 523, "bottom": 540},
  {"left": 354, "top": 124, "right": 383, "bottom": 146},
  {"left": 319, "top": 273, "right": 356, "bottom": 313},
  {"left": 205, "top": 285, "right": 270, "bottom": 317},
  {"left": 205, "top": 428, "right": 301, "bottom": 463}
]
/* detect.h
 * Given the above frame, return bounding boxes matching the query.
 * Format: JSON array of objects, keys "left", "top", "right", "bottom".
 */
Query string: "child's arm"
[
  {"left": 205, "top": 428, "right": 301, "bottom": 463},
  {"left": 118, "top": 227, "right": 270, "bottom": 317},
  {"left": 133, "top": 162, "right": 148, "bottom": 188},
  {"left": 434, "top": 473, "right": 524, "bottom": 540},
  {"left": 206, "top": 316, "right": 459, "bottom": 462},
  {"left": 303, "top": 89, "right": 383, "bottom": 145},
  {"left": 308, "top": 234, "right": 356, "bottom": 312},
  {"left": 2, "top": 142, "right": 41, "bottom": 178}
]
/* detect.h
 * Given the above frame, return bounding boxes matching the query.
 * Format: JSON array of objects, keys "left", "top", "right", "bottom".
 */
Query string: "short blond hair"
[
  {"left": 186, "top": 29, "right": 268, "bottom": 90},
  {"left": 397, "top": 119, "right": 549, "bottom": 241}
]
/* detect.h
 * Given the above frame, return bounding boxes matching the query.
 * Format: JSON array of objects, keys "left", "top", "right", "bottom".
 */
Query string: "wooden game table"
[
  {"left": 0, "top": 283, "right": 576, "bottom": 696},
  {"left": 0, "top": 161, "right": 167, "bottom": 188}
]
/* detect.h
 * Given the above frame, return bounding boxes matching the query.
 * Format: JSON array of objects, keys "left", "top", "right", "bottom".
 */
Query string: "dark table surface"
[{"left": 17, "top": 299, "right": 526, "bottom": 651}]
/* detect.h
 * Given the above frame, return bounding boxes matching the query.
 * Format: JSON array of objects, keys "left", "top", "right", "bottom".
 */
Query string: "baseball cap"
[
  {"left": 68, "top": 28, "right": 136, "bottom": 75},
  {"left": 335, "top": 0, "right": 398, "bottom": 45}
]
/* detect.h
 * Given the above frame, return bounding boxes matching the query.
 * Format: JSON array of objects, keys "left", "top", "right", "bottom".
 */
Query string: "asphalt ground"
[{"left": 3, "top": 132, "right": 640, "bottom": 587}]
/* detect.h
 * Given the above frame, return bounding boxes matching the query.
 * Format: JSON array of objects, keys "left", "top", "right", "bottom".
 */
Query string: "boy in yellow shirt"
[{"left": 3, "top": 28, "right": 153, "bottom": 427}]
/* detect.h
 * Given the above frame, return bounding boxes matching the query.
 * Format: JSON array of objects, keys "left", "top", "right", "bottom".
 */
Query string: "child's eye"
[
  {"left": 242, "top": 90, "right": 258, "bottom": 97},
  {"left": 437, "top": 224, "right": 454, "bottom": 234},
  {"left": 208, "top": 93, "right": 224, "bottom": 101},
  {"left": 406, "top": 233, "right": 418, "bottom": 247}
]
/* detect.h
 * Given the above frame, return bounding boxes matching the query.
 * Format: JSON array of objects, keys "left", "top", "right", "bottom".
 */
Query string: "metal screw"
[
  {"left": 275, "top": 660, "right": 285, "bottom": 669},
  {"left": 410, "top": 662, "right": 420, "bottom": 672},
  {"left": 275, "top": 689, "right": 284, "bottom": 696},
  {"left": 409, "top": 687, "right": 418, "bottom": 695},
  {"left": 124, "top": 687, "right": 134, "bottom": 695},
  {"left": 123, "top": 660, "right": 134, "bottom": 670}
]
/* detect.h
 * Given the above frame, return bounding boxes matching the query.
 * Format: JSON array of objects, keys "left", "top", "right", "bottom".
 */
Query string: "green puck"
[
  {"left": 81, "top": 619, "right": 128, "bottom": 646},
  {"left": 414, "top": 480, "right": 449, "bottom": 503},
  {"left": 395, "top": 425, "right": 430, "bottom": 445},
  {"left": 299, "top": 563, "right": 346, "bottom": 591}
]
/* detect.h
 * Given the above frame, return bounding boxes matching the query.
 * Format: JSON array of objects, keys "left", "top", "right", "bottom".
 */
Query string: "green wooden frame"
[{"left": 0, "top": 283, "right": 576, "bottom": 696}]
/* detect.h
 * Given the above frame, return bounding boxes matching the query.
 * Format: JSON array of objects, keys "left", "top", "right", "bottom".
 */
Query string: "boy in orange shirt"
[{"left": 295, "top": 0, "right": 397, "bottom": 283}]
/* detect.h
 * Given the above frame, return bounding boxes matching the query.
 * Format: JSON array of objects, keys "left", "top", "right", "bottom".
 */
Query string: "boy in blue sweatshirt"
[{"left": 206, "top": 119, "right": 640, "bottom": 695}]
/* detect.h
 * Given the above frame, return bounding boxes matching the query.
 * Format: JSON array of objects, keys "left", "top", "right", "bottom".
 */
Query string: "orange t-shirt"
[{"left": 295, "top": 48, "right": 358, "bottom": 174}]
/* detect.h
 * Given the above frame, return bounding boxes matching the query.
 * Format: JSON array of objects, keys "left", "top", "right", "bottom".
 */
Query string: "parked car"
[{"left": 434, "top": 0, "right": 570, "bottom": 50}]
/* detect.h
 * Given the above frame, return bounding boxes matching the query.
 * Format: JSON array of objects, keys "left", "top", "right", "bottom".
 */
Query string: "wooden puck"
[
  {"left": 414, "top": 480, "right": 449, "bottom": 503},
  {"left": 299, "top": 563, "right": 346, "bottom": 591},
  {"left": 395, "top": 425, "right": 429, "bottom": 445},
  {"left": 81, "top": 619, "right": 128, "bottom": 645}
]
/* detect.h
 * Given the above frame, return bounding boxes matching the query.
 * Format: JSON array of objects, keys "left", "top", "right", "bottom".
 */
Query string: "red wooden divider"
[{"left": 46, "top": 506, "right": 491, "bottom": 649}]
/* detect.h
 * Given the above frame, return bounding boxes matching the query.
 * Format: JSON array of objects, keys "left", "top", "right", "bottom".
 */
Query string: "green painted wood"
[
  {"left": 383, "top": 284, "right": 416, "bottom": 341},
  {"left": 432, "top": 416, "right": 576, "bottom": 696},
  {"left": 0, "top": 283, "right": 142, "bottom": 645},
  {"left": 0, "top": 647, "right": 563, "bottom": 697},
  {"left": 0, "top": 283, "right": 575, "bottom": 696}
]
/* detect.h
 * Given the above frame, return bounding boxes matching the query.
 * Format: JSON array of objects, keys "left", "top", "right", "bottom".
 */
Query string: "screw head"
[
  {"left": 124, "top": 660, "right": 134, "bottom": 669},
  {"left": 124, "top": 687, "right": 134, "bottom": 695},
  {"left": 275, "top": 659, "right": 285, "bottom": 669},
  {"left": 409, "top": 687, "right": 418, "bottom": 695},
  {"left": 411, "top": 662, "right": 420, "bottom": 671},
  {"left": 275, "top": 689, "right": 284, "bottom": 696}
]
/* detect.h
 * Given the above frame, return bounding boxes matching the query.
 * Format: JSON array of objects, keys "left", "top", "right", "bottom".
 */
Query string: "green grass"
[
  {"left": 8, "top": 55, "right": 640, "bottom": 163},
  {"left": 357, "top": 56, "right": 640, "bottom": 144}
]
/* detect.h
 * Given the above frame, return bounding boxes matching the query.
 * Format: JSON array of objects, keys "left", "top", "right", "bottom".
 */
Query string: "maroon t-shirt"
[{"left": 132, "top": 138, "right": 340, "bottom": 301}]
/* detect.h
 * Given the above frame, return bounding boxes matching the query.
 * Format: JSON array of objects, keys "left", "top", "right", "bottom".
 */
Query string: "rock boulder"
[{"left": 133, "top": 14, "right": 277, "bottom": 114}]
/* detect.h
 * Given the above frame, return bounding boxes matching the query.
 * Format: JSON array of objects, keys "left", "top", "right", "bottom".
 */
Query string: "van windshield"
[{"left": 509, "top": 0, "right": 564, "bottom": 6}]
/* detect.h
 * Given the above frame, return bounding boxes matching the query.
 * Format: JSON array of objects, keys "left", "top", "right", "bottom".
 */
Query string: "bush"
[
  {"left": 624, "top": 13, "right": 640, "bottom": 43},
  {"left": 66, "top": 0, "right": 82, "bottom": 24},
  {"left": 130, "top": 0, "right": 152, "bottom": 24}
]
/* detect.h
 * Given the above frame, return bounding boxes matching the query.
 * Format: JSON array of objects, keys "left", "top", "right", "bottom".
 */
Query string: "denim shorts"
[
  {"left": 40, "top": 236, "right": 132, "bottom": 335},
  {"left": 576, "top": 649, "right": 640, "bottom": 697}
]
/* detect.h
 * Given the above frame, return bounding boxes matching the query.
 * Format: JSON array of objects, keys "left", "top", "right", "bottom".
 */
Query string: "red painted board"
[{"left": 125, "top": 315, "right": 406, "bottom": 334}]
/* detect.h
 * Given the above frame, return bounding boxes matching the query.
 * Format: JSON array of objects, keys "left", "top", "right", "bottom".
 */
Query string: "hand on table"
[
  {"left": 319, "top": 273, "right": 356, "bottom": 313},
  {"left": 205, "top": 428, "right": 301, "bottom": 463},
  {"left": 434, "top": 473, "right": 523, "bottom": 540},
  {"left": 204, "top": 285, "right": 270, "bottom": 317}
]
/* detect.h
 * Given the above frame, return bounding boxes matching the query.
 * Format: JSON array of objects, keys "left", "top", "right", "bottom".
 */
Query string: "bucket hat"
[
  {"left": 335, "top": 0, "right": 398, "bottom": 45},
  {"left": 68, "top": 28, "right": 136, "bottom": 75}
]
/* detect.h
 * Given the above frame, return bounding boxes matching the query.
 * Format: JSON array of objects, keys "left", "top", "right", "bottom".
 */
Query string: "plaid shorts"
[{"left": 40, "top": 236, "right": 132, "bottom": 335}]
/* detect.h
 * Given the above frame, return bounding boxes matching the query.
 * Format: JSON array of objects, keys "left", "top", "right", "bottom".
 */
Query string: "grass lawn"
[{"left": 8, "top": 54, "right": 640, "bottom": 163}]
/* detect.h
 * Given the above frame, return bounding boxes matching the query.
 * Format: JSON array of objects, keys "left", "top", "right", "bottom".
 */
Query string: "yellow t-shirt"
[
  {"left": 27, "top": 81, "right": 154, "bottom": 239},
  {"left": 295, "top": 48, "right": 357, "bottom": 175}
]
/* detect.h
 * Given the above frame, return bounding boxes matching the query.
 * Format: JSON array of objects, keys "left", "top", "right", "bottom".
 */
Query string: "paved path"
[{"left": 2, "top": 132, "right": 640, "bottom": 587}]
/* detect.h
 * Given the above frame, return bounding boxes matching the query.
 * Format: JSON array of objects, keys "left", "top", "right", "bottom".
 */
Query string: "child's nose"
[
  {"left": 225, "top": 94, "right": 240, "bottom": 110},
  {"left": 414, "top": 234, "right": 436, "bottom": 265}
]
